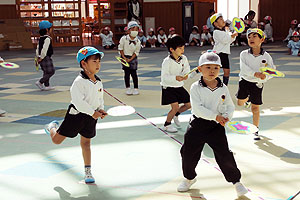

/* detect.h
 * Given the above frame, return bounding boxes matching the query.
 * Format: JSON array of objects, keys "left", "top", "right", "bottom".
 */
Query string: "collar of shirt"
[
  {"left": 169, "top": 54, "right": 183, "bottom": 63},
  {"left": 215, "top": 27, "right": 226, "bottom": 31},
  {"left": 80, "top": 71, "right": 101, "bottom": 82},
  {"left": 199, "top": 76, "right": 223, "bottom": 88},
  {"left": 249, "top": 48, "right": 265, "bottom": 56},
  {"left": 126, "top": 35, "right": 138, "bottom": 43}
]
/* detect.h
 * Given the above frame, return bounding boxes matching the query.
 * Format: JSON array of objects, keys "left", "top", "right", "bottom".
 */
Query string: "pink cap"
[
  {"left": 291, "top": 19, "right": 298, "bottom": 25},
  {"left": 202, "top": 25, "right": 209, "bottom": 30},
  {"left": 124, "top": 26, "right": 128, "bottom": 31},
  {"left": 157, "top": 27, "right": 163, "bottom": 32},
  {"left": 139, "top": 28, "right": 143, "bottom": 33},
  {"left": 169, "top": 27, "right": 175, "bottom": 32},
  {"left": 264, "top": 16, "right": 272, "bottom": 21},
  {"left": 149, "top": 28, "right": 154, "bottom": 32}
]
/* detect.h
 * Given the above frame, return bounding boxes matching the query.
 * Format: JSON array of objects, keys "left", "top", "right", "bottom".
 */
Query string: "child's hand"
[
  {"left": 176, "top": 76, "right": 184, "bottom": 81},
  {"left": 254, "top": 72, "right": 266, "bottom": 80},
  {"left": 92, "top": 111, "right": 102, "bottom": 119},
  {"left": 182, "top": 75, "right": 188, "bottom": 80},
  {"left": 38, "top": 58, "right": 42, "bottom": 64},
  {"left": 216, "top": 115, "right": 229, "bottom": 126},
  {"left": 98, "top": 109, "right": 108, "bottom": 119},
  {"left": 232, "top": 32, "right": 238, "bottom": 37}
]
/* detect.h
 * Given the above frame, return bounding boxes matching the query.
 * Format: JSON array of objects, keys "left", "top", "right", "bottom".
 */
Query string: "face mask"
[{"left": 130, "top": 31, "right": 138, "bottom": 37}]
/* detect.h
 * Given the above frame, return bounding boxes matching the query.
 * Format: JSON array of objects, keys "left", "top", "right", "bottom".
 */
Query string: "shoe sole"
[{"left": 85, "top": 179, "right": 95, "bottom": 183}]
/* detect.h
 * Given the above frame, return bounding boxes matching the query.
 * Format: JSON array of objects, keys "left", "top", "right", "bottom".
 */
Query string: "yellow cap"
[
  {"left": 210, "top": 13, "right": 222, "bottom": 25},
  {"left": 246, "top": 28, "right": 266, "bottom": 39}
]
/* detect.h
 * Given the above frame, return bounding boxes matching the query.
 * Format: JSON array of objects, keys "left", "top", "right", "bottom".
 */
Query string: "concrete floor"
[{"left": 0, "top": 42, "right": 299, "bottom": 200}]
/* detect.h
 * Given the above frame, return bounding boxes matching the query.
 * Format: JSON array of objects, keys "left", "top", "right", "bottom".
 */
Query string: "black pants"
[
  {"left": 39, "top": 56, "right": 55, "bottom": 87},
  {"left": 180, "top": 116, "right": 241, "bottom": 183},
  {"left": 124, "top": 68, "right": 138, "bottom": 88}
]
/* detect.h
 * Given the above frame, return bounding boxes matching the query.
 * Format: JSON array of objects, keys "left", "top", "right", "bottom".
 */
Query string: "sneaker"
[
  {"left": 173, "top": 116, "right": 181, "bottom": 127},
  {"left": 35, "top": 81, "right": 45, "bottom": 90},
  {"left": 43, "top": 86, "right": 55, "bottom": 91},
  {"left": 234, "top": 182, "right": 248, "bottom": 197},
  {"left": 151, "top": 44, "right": 156, "bottom": 48},
  {"left": 0, "top": 109, "right": 6, "bottom": 116},
  {"left": 132, "top": 88, "right": 139, "bottom": 95},
  {"left": 84, "top": 174, "right": 95, "bottom": 183},
  {"left": 163, "top": 124, "right": 178, "bottom": 133},
  {"left": 177, "top": 178, "right": 197, "bottom": 192},
  {"left": 253, "top": 131, "right": 261, "bottom": 140},
  {"left": 200, "top": 42, "right": 204, "bottom": 47},
  {"left": 44, "top": 120, "right": 59, "bottom": 135},
  {"left": 126, "top": 88, "right": 133, "bottom": 95},
  {"left": 244, "top": 101, "right": 251, "bottom": 109}
]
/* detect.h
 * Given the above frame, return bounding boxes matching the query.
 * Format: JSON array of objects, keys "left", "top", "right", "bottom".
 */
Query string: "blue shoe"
[
  {"left": 84, "top": 174, "right": 95, "bottom": 183},
  {"left": 44, "top": 120, "right": 59, "bottom": 135}
]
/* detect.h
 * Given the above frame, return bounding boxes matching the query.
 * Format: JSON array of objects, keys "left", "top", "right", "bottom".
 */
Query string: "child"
[
  {"left": 264, "top": 16, "right": 273, "bottom": 43},
  {"left": 287, "top": 31, "right": 300, "bottom": 56},
  {"left": 211, "top": 13, "right": 238, "bottom": 85},
  {"left": 168, "top": 27, "right": 176, "bottom": 39},
  {"left": 237, "top": 28, "right": 275, "bottom": 140},
  {"left": 200, "top": 25, "right": 213, "bottom": 46},
  {"left": 35, "top": 20, "right": 55, "bottom": 91},
  {"left": 178, "top": 51, "right": 248, "bottom": 198},
  {"left": 99, "top": 27, "right": 115, "bottom": 49},
  {"left": 284, "top": 20, "right": 298, "bottom": 42},
  {"left": 0, "top": 56, "right": 6, "bottom": 116},
  {"left": 258, "top": 22, "right": 265, "bottom": 31},
  {"left": 137, "top": 29, "right": 147, "bottom": 48},
  {"left": 188, "top": 26, "right": 200, "bottom": 46},
  {"left": 146, "top": 28, "right": 157, "bottom": 48},
  {"left": 244, "top": 10, "right": 257, "bottom": 29},
  {"left": 124, "top": 26, "right": 129, "bottom": 35},
  {"left": 157, "top": 27, "right": 168, "bottom": 47},
  {"left": 161, "top": 35, "right": 191, "bottom": 133},
  {"left": 118, "top": 21, "right": 141, "bottom": 95},
  {"left": 44, "top": 46, "right": 107, "bottom": 183}
]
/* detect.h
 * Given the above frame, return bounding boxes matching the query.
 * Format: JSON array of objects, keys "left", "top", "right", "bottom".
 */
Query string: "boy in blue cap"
[
  {"left": 35, "top": 20, "right": 56, "bottom": 91},
  {"left": 44, "top": 46, "right": 107, "bottom": 183}
]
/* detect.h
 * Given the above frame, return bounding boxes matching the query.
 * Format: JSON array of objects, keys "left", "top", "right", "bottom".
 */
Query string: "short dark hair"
[
  {"left": 209, "top": 9, "right": 215, "bottom": 15},
  {"left": 39, "top": 29, "right": 48, "bottom": 36},
  {"left": 249, "top": 32, "right": 263, "bottom": 39},
  {"left": 79, "top": 53, "right": 102, "bottom": 68},
  {"left": 166, "top": 35, "right": 185, "bottom": 52}
]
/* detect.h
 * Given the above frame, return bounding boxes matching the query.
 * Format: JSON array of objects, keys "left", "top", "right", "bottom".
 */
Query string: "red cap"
[
  {"left": 202, "top": 25, "right": 209, "bottom": 30},
  {"left": 291, "top": 20, "right": 298, "bottom": 25},
  {"left": 292, "top": 31, "right": 300, "bottom": 37},
  {"left": 169, "top": 27, "right": 175, "bottom": 32},
  {"left": 157, "top": 27, "right": 163, "bottom": 32}
]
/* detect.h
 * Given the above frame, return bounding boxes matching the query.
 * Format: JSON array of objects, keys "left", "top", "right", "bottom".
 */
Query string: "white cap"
[
  {"left": 198, "top": 51, "right": 222, "bottom": 67},
  {"left": 127, "top": 21, "right": 139, "bottom": 29}
]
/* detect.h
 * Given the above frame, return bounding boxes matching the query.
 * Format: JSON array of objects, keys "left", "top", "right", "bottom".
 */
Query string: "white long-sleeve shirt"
[
  {"left": 35, "top": 35, "right": 51, "bottom": 59},
  {"left": 100, "top": 31, "right": 114, "bottom": 46},
  {"left": 190, "top": 77, "right": 235, "bottom": 122},
  {"left": 264, "top": 24, "right": 273, "bottom": 39},
  {"left": 160, "top": 55, "right": 191, "bottom": 88},
  {"left": 157, "top": 34, "right": 167, "bottom": 43},
  {"left": 118, "top": 35, "right": 141, "bottom": 56},
  {"left": 239, "top": 48, "right": 275, "bottom": 83},
  {"left": 70, "top": 71, "right": 104, "bottom": 117},
  {"left": 213, "top": 28, "right": 236, "bottom": 54}
]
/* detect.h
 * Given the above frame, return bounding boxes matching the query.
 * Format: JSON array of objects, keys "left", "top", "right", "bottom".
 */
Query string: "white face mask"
[{"left": 130, "top": 31, "right": 138, "bottom": 37}]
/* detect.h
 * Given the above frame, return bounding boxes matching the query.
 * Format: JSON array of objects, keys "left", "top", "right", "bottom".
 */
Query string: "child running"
[
  {"left": 161, "top": 35, "right": 191, "bottom": 133},
  {"left": 178, "top": 51, "right": 248, "bottom": 198},
  {"left": 210, "top": 13, "right": 238, "bottom": 85},
  {"left": 44, "top": 46, "right": 107, "bottom": 183},
  {"left": 237, "top": 28, "right": 275, "bottom": 140}
]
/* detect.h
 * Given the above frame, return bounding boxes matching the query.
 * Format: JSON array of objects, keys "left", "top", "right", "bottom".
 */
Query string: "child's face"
[
  {"left": 103, "top": 30, "right": 109, "bottom": 35},
  {"left": 214, "top": 17, "right": 225, "bottom": 28},
  {"left": 292, "top": 36, "right": 300, "bottom": 42},
  {"left": 159, "top": 29, "right": 164, "bottom": 35},
  {"left": 198, "top": 64, "right": 220, "bottom": 81},
  {"left": 203, "top": 29, "right": 208, "bottom": 33},
  {"left": 248, "top": 33, "right": 264, "bottom": 48},
  {"left": 81, "top": 55, "right": 101, "bottom": 75},
  {"left": 192, "top": 30, "right": 197, "bottom": 34},
  {"left": 138, "top": 32, "right": 143, "bottom": 36},
  {"left": 169, "top": 30, "right": 175, "bottom": 35},
  {"left": 149, "top": 31, "right": 153, "bottom": 36},
  {"left": 171, "top": 45, "right": 184, "bottom": 57}
]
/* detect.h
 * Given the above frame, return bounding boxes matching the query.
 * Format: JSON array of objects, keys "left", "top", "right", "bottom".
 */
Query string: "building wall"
[
  {"left": 259, "top": 0, "right": 300, "bottom": 40},
  {"left": 143, "top": 1, "right": 182, "bottom": 35},
  {"left": 0, "top": 5, "right": 17, "bottom": 19}
]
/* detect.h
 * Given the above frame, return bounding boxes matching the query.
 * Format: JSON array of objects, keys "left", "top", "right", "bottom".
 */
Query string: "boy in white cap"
[
  {"left": 118, "top": 21, "right": 141, "bottom": 95},
  {"left": 146, "top": 28, "right": 157, "bottom": 48},
  {"left": 236, "top": 28, "right": 275, "bottom": 140},
  {"left": 178, "top": 51, "right": 248, "bottom": 198},
  {"left": 210, "top": 13, "right": 238, "bottom": 85},
  {"left": 44, "top": 46, "right": 107, "bottom": 183}
]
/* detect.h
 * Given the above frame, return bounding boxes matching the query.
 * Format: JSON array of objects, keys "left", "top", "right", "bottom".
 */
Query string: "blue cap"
[
  {"left": 39, "top": 20, "right": 52, "bottom": 29},
  {"left": 76, "top": 46, "right": 104, "bottom": 63},
  {"left": 127, "top": 21, "right": 139, "bottom": 29}
]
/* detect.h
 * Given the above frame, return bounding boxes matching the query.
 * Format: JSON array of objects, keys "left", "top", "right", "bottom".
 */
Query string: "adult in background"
[{"left": 127, "top": 0, "right": 142, "bottom": 24}]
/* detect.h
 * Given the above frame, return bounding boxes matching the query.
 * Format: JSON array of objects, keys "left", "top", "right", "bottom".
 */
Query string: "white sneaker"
[
  {"left": 0, "top": 109, "right": 6, "bottom": 116},
  {"left": 163, "top": 124, "right": 178, "bottom": 133},
  {"left": 44, "top": 120, "right": 59, "bottom": 135},
  {"left": 35, "top": 81, "right": 45, "bottom": 90},
  {"left": 126, "top": 88, "right": 132, "bottom": 95},
  {"left": 84, "top": 168, "right": 95, "bottom": 183},
  {"left": 177, "top": 178, "right": 197, "bottom": 192},
  {"left": 253, "top": 131, "right": 261, "bottom": 140},
  {"left": 43, "top": 86, "right": 55, "bottom": 91},
  {"left": 234, "top": 182, "right": 248, "bottom": 197},
  {"left": 151, "top": 44, "right": 156, "bottom": 48},
  {"left": 132, "top": 88, "right": 139, "bottom": 95},
  {"left": 173, "top": 116, "right": 181, "bottom": 127},
  {"left": 200, "top": 42, "right": 203, "bottom": 46}
]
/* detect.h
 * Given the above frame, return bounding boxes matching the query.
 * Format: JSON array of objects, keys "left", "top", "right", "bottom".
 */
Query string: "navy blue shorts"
[
  {"left": 161, "top": 86, "right": 190, "bottom": 105},
  {"left": 236, "top": 79, "right": 263, "bottom": 105}
]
